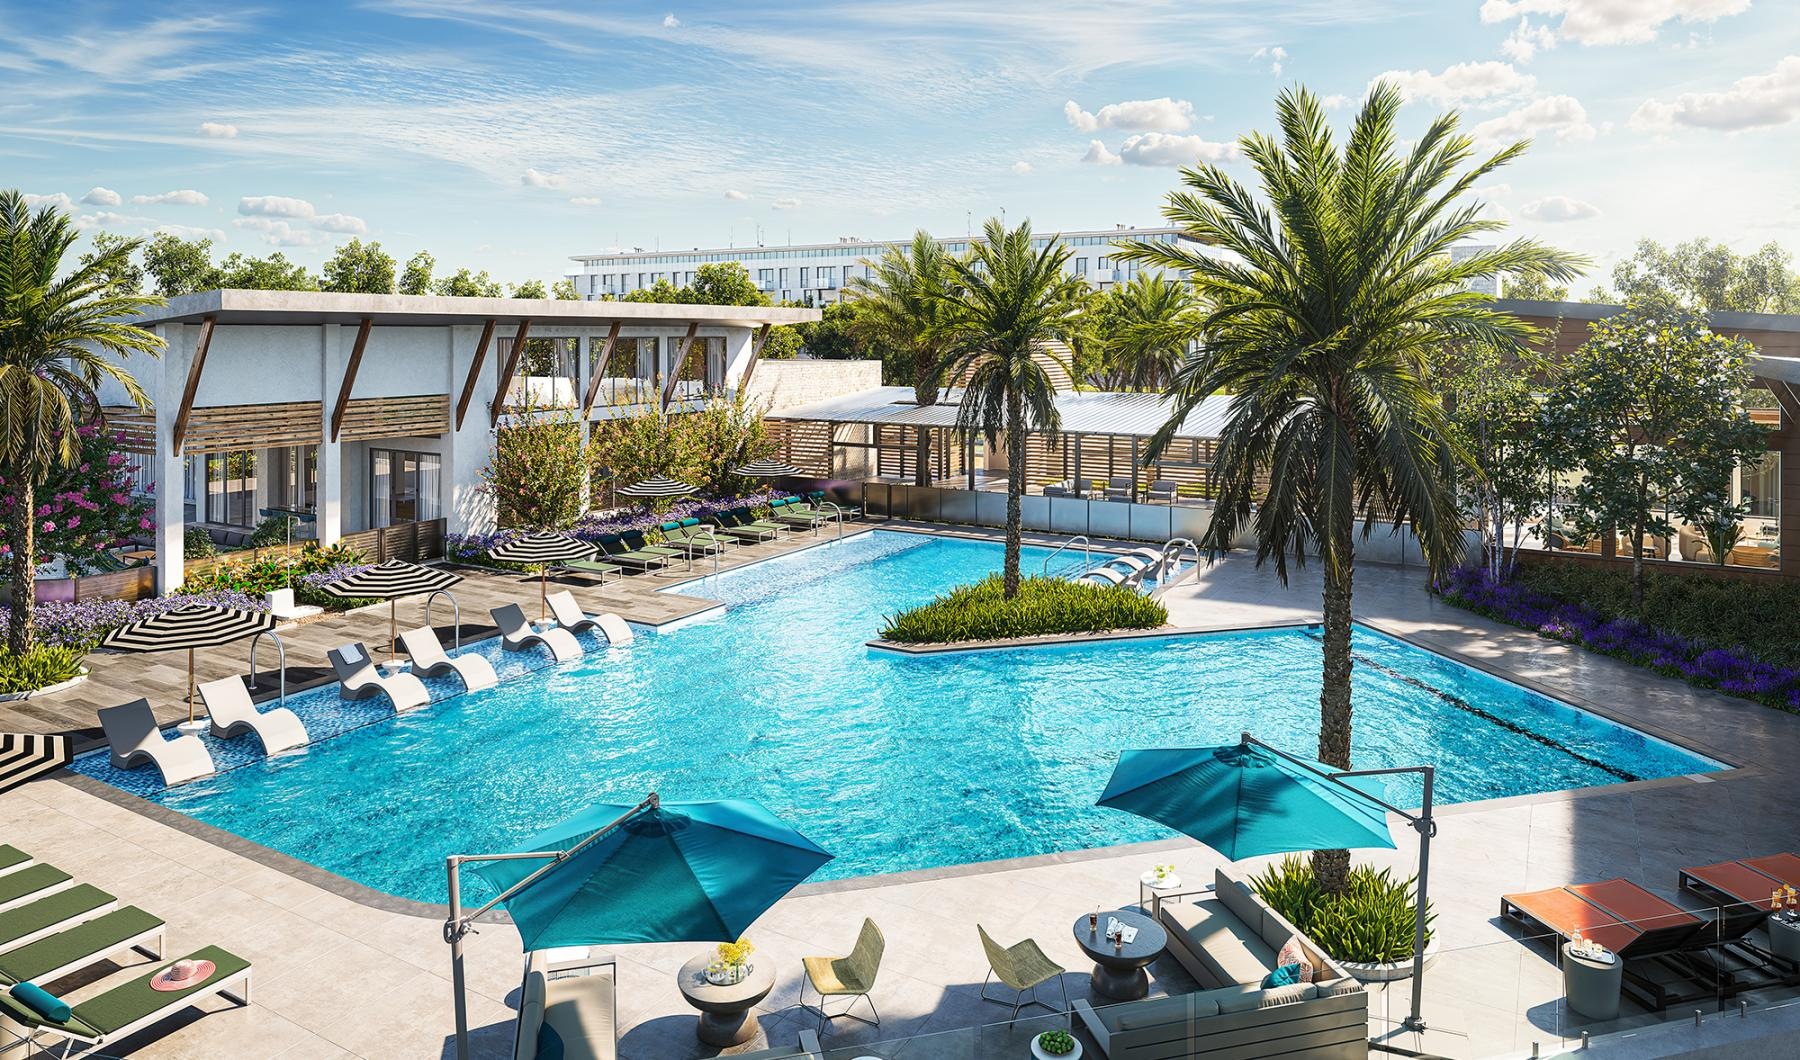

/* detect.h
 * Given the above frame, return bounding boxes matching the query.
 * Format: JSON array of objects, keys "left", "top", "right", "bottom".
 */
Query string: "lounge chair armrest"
[
  {"left": 547, "top": 952, "right": 617, "bottom": 976},
  {"left": 1153, "top": 882, "right": 1217, "bottom": 903}
]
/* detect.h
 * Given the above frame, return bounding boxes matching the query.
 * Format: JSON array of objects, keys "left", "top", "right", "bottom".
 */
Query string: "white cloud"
[
  {"left": 79, "top": 186, "right": 120, "bottom": 206},
  {"left": 1473, "top": 95, "right": 1597, "bottom": 143},
  {"left": 569, "top": 195, "right": 603, "bottom": 206},
  {"left": 154, "top": 223, "right": 225, "bottom": 241},
  {"left": 1117, "top": 132, "right": 1239, "bottom": 167},
  {"left": 1010, "top": 160, "right": 1033, "bottom": 175},
  {"left": 232, "top": 216, "right": 323, "bottom": 246},
  {"left": 1630, "top": 56, "right": 1800, "bottom": 133},
  {"left": 132, "top": 189, "right": 208, "bottom": 206},
  {"left": 1474, "top": 182, "right": 1514, "bottom": 197},
  {"left": 199, "top": 121, "right": 238, "bottom": 138},
  {"left": 23, "top": 192, "right": 73, "bottom": 211},
  {"left": 1081, "top": 140, "right": 1122, "bottom": 165},
  {"left": 661, "top": 13, "right": 680, "bottom": 28},
  {"left": 75, "top": 211, "right": 138, "bottom": 229},
  {"left": 1063, "top": 97, "right": 1194, "bottom": 133},
  {"left": 723, "top": 189, "right": 748, "bottom": 201},
  {"left": 1322, "top": 94, "right": 1352, "bottom": 109},
  {"left": 771, "top": 196, "right": 801, "bottom": 210},
  {"left": 521, "top": 167, "right": 565, "bottom": 188},
  {"left": 238, "top": 195, "right": 315, "bottom": 219},
  {"left": 1521, "top": 195, "right": 1601, "bottom": 221},
  {"left": 1500, "top": 18, "right": 1558, "bottom": 62},
  {"left": 313, "top": 212, "right": 367, "bottom": 234},
  {"left": 1373, "top": 61, "right": 1535, "bottom": 106},
  {"left": 1252, "top": 45, "right": 1288, "bottom": 75},
  {"left": 1479, "top": 0, "right": 1750, "bottom": 47}
]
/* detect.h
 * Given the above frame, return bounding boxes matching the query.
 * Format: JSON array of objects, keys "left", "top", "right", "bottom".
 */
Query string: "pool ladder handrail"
[
  {"left": 1041, "top": 534, "right": 1092, "bottom": 578},
  {"left": 246, "top": 629, "right": 288, "bottom": 703},
  {"left": 1152, "top": 537, "right": 1202, "bottom": 596},
  {"left": 423, "top": 588, "right": 462, "bottom": 651},
  {"left": 817, "top": 501, "right": 848, "bottom": 540},
  {"left": 694, "top": 524, "right": 723, "bottom": 577}
]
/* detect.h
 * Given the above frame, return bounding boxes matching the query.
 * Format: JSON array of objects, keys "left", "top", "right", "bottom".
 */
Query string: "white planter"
[
  {"left": 1031, "top": 1035, "right": 1082, "bottom": 1060},
  {"left": 0, "top": 668, "right": 88, "bottom": 702},
  {"left": 1339, "top": 939, "right": 1439, "bottom": 983}
]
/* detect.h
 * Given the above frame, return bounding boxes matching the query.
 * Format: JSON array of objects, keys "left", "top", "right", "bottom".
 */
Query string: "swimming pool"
[{"left": 74, "top": 530, "right": 1719, "bottom": 904}]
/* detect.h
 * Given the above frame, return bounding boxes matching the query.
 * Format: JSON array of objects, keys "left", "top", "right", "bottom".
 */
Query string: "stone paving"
[{"left": 1, "top": 523, "right": 1797, "bottom": 1059}]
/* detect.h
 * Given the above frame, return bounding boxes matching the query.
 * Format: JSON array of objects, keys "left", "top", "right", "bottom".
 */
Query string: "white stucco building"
[
  {"left": 569, "top": 225, "right": 1207, "bottom": 304},
  {"left": 94, "top": 291, "right": 822, "bottom": 593}
]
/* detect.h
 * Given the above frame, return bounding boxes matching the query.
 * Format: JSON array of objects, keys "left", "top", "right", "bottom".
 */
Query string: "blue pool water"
[{"left": 74, "top": 530, "right": 1718, "bottom": 904}]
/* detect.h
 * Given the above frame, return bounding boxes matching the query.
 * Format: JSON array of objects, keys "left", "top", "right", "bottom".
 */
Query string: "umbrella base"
[{"left": 175, "top": 719, "right": 208, "bottom": 738}]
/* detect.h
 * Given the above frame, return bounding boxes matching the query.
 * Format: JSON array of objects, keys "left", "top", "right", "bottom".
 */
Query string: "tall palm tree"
[
  {"left": 0, "top": 191, "right": 163, "bottom": 654},
  {"left": 845, "top": 231, "right": 956, "bottom": 486},
  {"left": 1121, "top": 85, "right": 1584, "bottom": 891},
  {"left": 935, "top": 218, "right": 1087, "bottom": 597},
  {"left": 1095, "top": 272, "right": 1203, "bottom": 391}
]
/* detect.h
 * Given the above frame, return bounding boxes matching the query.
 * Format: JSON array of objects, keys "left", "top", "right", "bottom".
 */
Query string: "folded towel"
[
  {"left": 340, "top": 644, "right": 363, "bottom": 662},
  {"left": 9, "top": 982, "right": 70, "bottom": 1022}
]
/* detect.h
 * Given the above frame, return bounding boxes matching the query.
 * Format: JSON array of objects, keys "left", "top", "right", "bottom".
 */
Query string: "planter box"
[{"left": 0, "top": 669, "right": 89, "bottom": 702}]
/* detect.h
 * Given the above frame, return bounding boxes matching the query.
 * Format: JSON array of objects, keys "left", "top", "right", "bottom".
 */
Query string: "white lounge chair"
[
  {"left": 546, "top": 591, "right": 633, "bottom": 646},
  {"left": 327, "top": 643, "right": 431, "bottom": 712},
  {"left": 198, "top": 677, "right": 308, "bottom": 755},
  {"left": 264, "top": 587, "right": 321, "bottom": 623},
  {"left": 97, "top": 700, "right": 216, "bottom": 786},
  {"left": 491, "top": 603, "right": 582, "bottom": 662},
  {"left": 1081, "top": 567, "right": 1129, "bottom": 587},
  {"left": 399, "top": 626, "right": 498, "bottom": 691}
]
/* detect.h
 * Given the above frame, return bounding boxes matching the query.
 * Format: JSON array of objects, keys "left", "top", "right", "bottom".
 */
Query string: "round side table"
[
  {"left": 1769, "top": 915, "right": 1800, "bottom": 963},
  {"left": 1073, "top": 910, "right": 1167, "bottom": 1001},
  {"left": 677, "top": 954, "right": 775, "bottom": 1047},
  {"left": 1561, "top": 943, "right": 1622, "bottom": 1021}
]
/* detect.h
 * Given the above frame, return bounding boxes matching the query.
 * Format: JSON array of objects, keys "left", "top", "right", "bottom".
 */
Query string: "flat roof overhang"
[{"left": 129, "top": 289, "right": 822, "bottom": 330}]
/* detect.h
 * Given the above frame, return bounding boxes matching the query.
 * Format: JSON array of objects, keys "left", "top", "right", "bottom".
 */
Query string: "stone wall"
[{"left": 745, "top": 359, "right": 883, "bottom": 411}]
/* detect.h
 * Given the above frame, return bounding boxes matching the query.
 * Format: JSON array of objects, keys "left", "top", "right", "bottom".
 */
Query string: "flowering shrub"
[
  {"left": 1437, "top": 566, "right": 1800, "bottom": 712},
  {"left": 181, "top": 543, "right": 372, "bottom": 609},
  {"left": 0, "top": 424, "right": 154, "bottom": 575},
  {"left": 0, "top": 590, "right": 269, "bottom": 652},
  {"left": 448, "top": 491, "right": 782, "bottom": 569}
]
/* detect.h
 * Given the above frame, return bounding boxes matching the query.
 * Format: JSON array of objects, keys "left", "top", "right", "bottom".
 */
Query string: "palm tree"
[
  {"left": 0, "top": 190, "right": 163, "bottom": 655},
  {"left": 845, "top": 231, "right": 956, "bottom": 486},
  {"left": 1094, "top": 272, "right": 1202, "bottom": 391},
  {"left": 1121, "top": 85, "right": 1584, "bottom": 891},
  {"left": 935, "top": 218, "right": 1087, "bottom": 597}
]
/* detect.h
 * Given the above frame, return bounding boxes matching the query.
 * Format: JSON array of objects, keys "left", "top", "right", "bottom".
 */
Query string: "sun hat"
[{"left": 149, "top": 958, "right": 216, "bottom": 992}]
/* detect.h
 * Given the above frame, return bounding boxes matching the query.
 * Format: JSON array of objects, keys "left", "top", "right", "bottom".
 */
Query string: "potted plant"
[
  {"left": 1031, "top": 1028, "right": 1081, "bottom": 1060},
  {"left": 704, "top": 937, "right": 755, "bottom": 985}
]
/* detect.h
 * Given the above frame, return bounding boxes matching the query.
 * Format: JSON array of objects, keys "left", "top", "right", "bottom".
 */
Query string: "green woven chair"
[
  {"left": 800, "top": 918, "right": 884, "bottom": 1036},
  {"left": 977, "top": 924, "right": 1068, "bottom": 1019}
]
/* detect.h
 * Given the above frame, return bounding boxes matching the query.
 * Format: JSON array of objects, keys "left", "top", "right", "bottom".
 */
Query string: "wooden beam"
[
  {"left": 661, "top": 321, "right": 701, "bottom": 410},
  {"left": 580, "top": 320, "right": 622, "bottom": 418},
  {"left": 171, "top": 315, "right": 217, "bottom": 455},
  {"left": 489, "top": 319, "right": 534, "bottom": 426},
  {"left": 454, "top": 319, "right": 497, "bottom": 430},
  {"left": 329, "top": 318, "right": 374, "bottom": 442},
  {"left": 738, "top": 323, "right": 773, "bottom": 392}
]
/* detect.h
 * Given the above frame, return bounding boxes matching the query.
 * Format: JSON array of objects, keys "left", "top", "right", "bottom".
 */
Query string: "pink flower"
[
  {"left": 107, "top": 453, "right": 125, "bottom": 466},
  {"left": 139, "top": 517, "right": 155, "bottom": 530},
  {"left": 78, "top": 463, "right": 89, "bottom": 473},
  {"left": 111, "top": 492, "right": 129, "bottom": 505},
  {"left": 65, "top": 516, "right": 80, "bottom": 530},
  {"left": 41, "top": 521, "right": 55, "bottom": 532},
  {"left": 36, "top": 505, "right": 50, "bottom": 517}
]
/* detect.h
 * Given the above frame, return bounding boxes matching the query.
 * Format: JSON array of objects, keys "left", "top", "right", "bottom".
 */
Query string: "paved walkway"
[{"left": 1, "top": 528, "right": 1797, "bottom": 1058}]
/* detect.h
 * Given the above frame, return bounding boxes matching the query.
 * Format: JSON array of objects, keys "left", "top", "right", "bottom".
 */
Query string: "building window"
[
  {"left": 498, "top": 336, "right": 578, "bottom": 407},
  {"left": 202, "top": 449, "right": 259, "bottom": 528},
  {"left": 267, "top": 445, "right": 317, "bottom": 515},
  {"left": 758, "top": 268, "right": 775, "bottom": 289},
  {"left": 1742, "top": 452, "right": 1780, "bottom": 520},
  {"left": 1075, "top": 257, "right": 1088, "bottom": 275},
  {"left": 1098, "top": 256, "right": 1112, "bottom": 270},
  {"left": 799, "top": 267, "right": 809, "bottom": 288},
  {"left": 818, "top": 266, "right": 836, "bottom": 288},
  {"left": 370, "top": 448, "right": 441, "bottom": 528}
]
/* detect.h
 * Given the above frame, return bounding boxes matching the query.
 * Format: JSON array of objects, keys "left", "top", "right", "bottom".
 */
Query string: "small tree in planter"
[{"left": 482, "top": 401, "right": 596, "bottom": 530}]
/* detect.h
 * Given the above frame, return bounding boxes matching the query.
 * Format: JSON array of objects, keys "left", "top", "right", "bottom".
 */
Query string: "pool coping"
[{"left": 49, "top": 523, "right": 1755, "bottom": 921}]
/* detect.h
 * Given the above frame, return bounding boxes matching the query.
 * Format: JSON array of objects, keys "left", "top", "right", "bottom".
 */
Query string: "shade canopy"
[
  {"left": 316, "top": 559, "right": 462, "bottom": 600},
  {"left": 616, "top": 476, "right": 699, "bottom": 499},
  {"left": 732, "top": 458, "right": 803, "bottom": 478},
  {"left": 1097, "top": 743, "right": 1396, "bottom": 861},
  {"left": 471, "top": 798, "right": 833, "bottom": 951},
  {"left": 100, "top": 603, "right": 276, "bottom": 653},
  {"left": 488, "top": 532, "right": 597, "bottom": 567},
  {"left": 0, "top": 734, "right": 72, "bottom": 794}
]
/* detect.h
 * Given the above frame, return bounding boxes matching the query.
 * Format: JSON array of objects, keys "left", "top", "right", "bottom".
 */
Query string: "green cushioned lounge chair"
[
  {"left": 0, "top": 944, "right": 250, "bottom": 1051},
  {"left": 0, "top": 884, "right": 118, "bottom": 956},
  {"left": 800, "top": 918, "right": 884, "bottom": 1037},
  {"left": 621, "top": 530, "right": 685, "bottom": 561},
  {"left": 660, "top": 523, "right": 727, "bottom": 555},
  {"left": 707, "top": 513, "right": 779, "bottom": 543},
  {"left": 559, "top": 557, "right": 623, "bottom": 584},
  {"left": 977, "top": 924, "right": 1068, "bottom": 1020},
  {"left": 0, "top": 864, "right": 73, "bottom": 915},
  {"left": 0, "top": 845, "right": 32, "bottom": 878},
  {"left": 597, "top": 537, "right": 671, "bottom": 571},
  {"left": 0, "top": 906, "right": 164, "bottom": 987}
]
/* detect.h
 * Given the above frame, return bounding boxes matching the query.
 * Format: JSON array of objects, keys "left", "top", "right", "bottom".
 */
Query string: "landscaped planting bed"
[{"left": 880, "top": 574, "right": 1168, "bottom": 645}]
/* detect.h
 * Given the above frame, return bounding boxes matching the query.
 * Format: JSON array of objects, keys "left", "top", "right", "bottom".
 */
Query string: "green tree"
[
  {"left": 434, "top": 268, "right": 502, "bottom": 297},
  {"left": 935, "top": 219, "right": 1085, "bottom": 595},
  {"left": 142, "top": 233, "right": 221, "bottom": 296},
  {"left": 481, "top": 401, "right": 595, "bottom": 529},
  {"left": 622, "top": 278, "right": 681, "bottom": 303},
  {"left": 1545, "top": 298, "right": 1767, "bottom": 607},
  {"left": 552, "top": 278, "right": 579, "bottom": 300},
  {"left": 1597, "top": 238, "right": 1800, "bottom": 313},
  {"left": 398, "top": 251, "right": 435, "bottom": 295},
  {"left": 509, "top": 279, "right": 548, "bottom": 299},
  {"left": 1089, "top": 272, "right": 1201, "bottom": 391},
  {"left": 321, "top": 239, "right": 396, "bottom": 293},
  {"left": 77, "top": 232, "right": 145, "bottom": 295},
  {"left": 0, "top": 190, "right": 164, "bottom": 654},
  {"left": 1435, "top": 342, "right": 1553, "bottom": 578},
  {"left": 797, "top": 300, "right": 877, "bottom": 360},
  {"left": 686, "top": 262, "right": 763, "bottom": 306},
  {"left": 1121, "top": 85, "right": 1584, "bottom": 891},
  {"left": 1503, "top": 268, "right": 1571, "bottom": 302},
  {"left": 217, "top": 251, "right": 317, "bottom": 291},
  {"left": 846, "top": 231, "right": 958, "bottom": 485}
]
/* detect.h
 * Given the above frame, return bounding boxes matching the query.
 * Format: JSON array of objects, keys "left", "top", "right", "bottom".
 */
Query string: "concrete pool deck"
[{"left": 2, "top": 526, "right": 1798, "bottom": 1058}]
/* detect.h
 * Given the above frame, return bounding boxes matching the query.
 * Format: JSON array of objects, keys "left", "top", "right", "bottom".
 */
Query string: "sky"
[{"left": 3, "top": 0, "right": 1797, "bottom": 289}]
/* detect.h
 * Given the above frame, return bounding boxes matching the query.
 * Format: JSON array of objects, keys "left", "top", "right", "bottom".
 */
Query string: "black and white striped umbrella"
[
  {"left": 616, "top": 476, "right": 699, "bottom": 499},
  {"left": 489, "top": 533, "right": 598, "bottom": 619},
  {"left": 0, "top": 733, "right": 72, "bottom": 794},
  {"left": 101, "top": 604, "right": 279, "bottom": 724},
  {"left": 732, "top": 459, "right": 803, "bottom": 477},
  {"left": 318, "top": 560, "right": 464, "bottom": 662}
]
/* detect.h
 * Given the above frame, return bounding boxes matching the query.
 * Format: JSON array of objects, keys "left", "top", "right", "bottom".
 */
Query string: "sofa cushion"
[
  {"left": 1213, "top": 869, "right": 1264, "bottom": 930},
  {"left": 514, "top": 964, "right": 548, "bottom": 1060},
  {"left": 1107, "top": 992, "right": 1222, "bottom": 1031},
  {"left": 1218, "top": 982, "right": 1317, "bottom": 1014},
  {"left": 1162, "top": 898, "right": 1278, "bottom": 986},
  {"left": 1275, "top": 936, "right": 1315, "bottom": 983},
  {"left": 542, "top": 970, "right": 616, "bottom": 1060}
]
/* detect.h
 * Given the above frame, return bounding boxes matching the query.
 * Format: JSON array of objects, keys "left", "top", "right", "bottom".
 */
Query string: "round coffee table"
[
  {"left": 1561, "top": 943, "right": 1622, "bottom": 1021},
  {"left": 1073, "top": 909, "right": 1166, "bottom": 1001},
  {"left": 677, "top": 953, "right": 775, "bottom": 1047}
]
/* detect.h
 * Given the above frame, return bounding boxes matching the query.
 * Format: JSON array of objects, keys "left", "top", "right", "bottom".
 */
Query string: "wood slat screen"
[
  {"left": 872, "top": 425, "right": 966, "bottom": 482},
  {"left": 184, "top": 402, "right": 323, "bottom": 454},
  {"left": 99, "top": 406, "right": 156, "bottom": 455},
  {"left": 339, "top": 395, "right": 451, "bottom": 442},
  {"left": 768, "top": 419, "right": 835, "bottom": 475}
]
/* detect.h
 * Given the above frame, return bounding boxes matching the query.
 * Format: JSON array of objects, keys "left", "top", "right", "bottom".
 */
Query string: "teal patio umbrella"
[{"left": 444, "top": 793, "right": 832, "bottom": 1059}]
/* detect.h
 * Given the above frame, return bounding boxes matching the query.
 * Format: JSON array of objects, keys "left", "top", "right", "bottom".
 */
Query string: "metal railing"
[
  {"left": 816, "top": 502, "right": 848, "bottom": 540},
  {"left": 1042, "top": 534, "right": 1092, "bottom": 578},
  {"left": 423, "top": 589, "right": 462, "bottom": 651},
  {"left": 246, "top": 629, "right": 287, "bottom": 701},
  {"left": 693, "top": 525, "right": 723, "bottom": 577}
]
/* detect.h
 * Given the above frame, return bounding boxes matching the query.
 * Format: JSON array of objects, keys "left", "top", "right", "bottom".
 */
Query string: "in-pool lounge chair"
[
  {"left": 198, "top": 677, "right": 308, "bottom": 755},
  {"left": 1081, "top": 567, "right": 1130, "bottom": 587},
  {"left": 1679, "top": 853, "right": 1800, "bottom": 908},
  {"left": 0, "top": 945, "right": 251, "bottom": 1053},
  {"left": 546, "top": 592, "right": 633, "bottom": 646},
  {"left": 0, "top": 905, "right": 165, "bottom": 989},
  {"left": 0, "top": 884, "right": 118, "bottom": 955},
  {"left": 399, "top": 626, "right": 499, "bottom": 692},
  {"left": 97, "top": 700, "right": 216, "bottom": 785},
  {"left": 327, "top": 643, "right": 431, "bottom": 712},
  {"left": 0, "top": 867, "right": 78, "bottom": 918},
  {"left": 491, "top": 604, "right": 582, "bottom": 663}
]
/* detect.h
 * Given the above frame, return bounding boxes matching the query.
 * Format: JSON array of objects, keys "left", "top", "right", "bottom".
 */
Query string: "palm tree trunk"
[
  {"left": 1003, "top": 390, "right": 1025, "bottom": 598},
  {"left": 6, "top": 474, "right": 36, "bottom": 656},
  {"left": 1313, "top": 521, "right": 1355, "bottom": 894},
  {"left": 913, "top": 354, "right": 937, "bottom": 488}
]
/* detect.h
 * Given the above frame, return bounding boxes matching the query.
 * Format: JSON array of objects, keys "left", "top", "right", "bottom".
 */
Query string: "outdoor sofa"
[{"left": 1074, "top": 865, "right": 1368, "bottom": 1060}]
